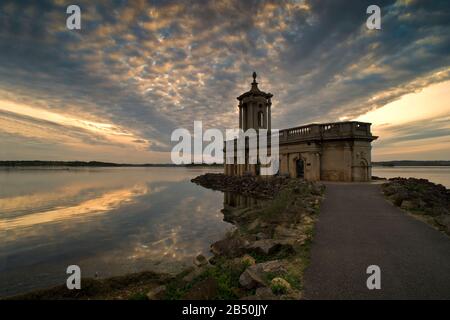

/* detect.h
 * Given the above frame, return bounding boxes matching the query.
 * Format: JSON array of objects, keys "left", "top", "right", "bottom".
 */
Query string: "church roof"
[{"left": 237, "top": 72, "right": 273, "bottom": 101}]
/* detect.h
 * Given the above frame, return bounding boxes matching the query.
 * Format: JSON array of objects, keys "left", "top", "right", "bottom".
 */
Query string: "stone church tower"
[
  {"left": 225, "top": 73, "right": 378, "bottom": 181},
  {"left": 237, "top": 72, "right": 273, "bottom": 131}
]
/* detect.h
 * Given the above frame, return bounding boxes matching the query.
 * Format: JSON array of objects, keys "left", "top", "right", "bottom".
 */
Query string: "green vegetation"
[
  {"left": 270, "top": 283, "right": 288, "bottom": 295},
  {"left": 165, "top": 258, "right": 248, "bottom": 300}
]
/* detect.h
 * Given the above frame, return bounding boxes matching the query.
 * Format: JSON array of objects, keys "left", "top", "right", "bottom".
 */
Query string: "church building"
[{"left": 224, "top": 73, "right": 378, "bottom": 182}]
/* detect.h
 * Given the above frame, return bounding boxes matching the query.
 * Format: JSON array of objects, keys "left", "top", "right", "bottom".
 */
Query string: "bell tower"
[{"left": 237, "top": 72, "right": 273, "bottom": 131}]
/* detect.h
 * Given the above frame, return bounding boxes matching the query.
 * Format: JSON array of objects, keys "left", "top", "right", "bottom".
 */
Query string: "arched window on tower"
[{"left": 258, "top": 111, "right": 264, "bottom": 128}]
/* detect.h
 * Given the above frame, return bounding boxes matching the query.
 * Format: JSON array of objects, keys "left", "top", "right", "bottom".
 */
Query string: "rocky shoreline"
[
  {"left": 8, "top": 175, "right": 449, "bottom": 300},
  {"left": 8, "top": 173, "right": 324, "bottom": 300},
  {"left": 191, "top": 173, "right": 291, "bottom": 199},
  {"left": 382, "top": 177, "right": 450, "bottom": 236},
  {"left": 150, "top": 174, "right": 324, "bottom": 300}
]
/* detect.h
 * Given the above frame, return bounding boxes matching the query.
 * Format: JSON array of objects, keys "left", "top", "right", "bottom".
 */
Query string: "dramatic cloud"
[{"left": 0, "top": 0, "right": 449, "bottom": 162}]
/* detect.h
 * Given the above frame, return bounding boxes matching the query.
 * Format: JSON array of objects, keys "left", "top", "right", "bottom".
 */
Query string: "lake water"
[
  {"left": 0, "top": 167, "right": 232, "bottom": 297},
  {"left": 1, "top": 166, "right": 449, "bottom": 297},
  {"left": 372, "top": 166, "right": 450, "bottom": 188}
]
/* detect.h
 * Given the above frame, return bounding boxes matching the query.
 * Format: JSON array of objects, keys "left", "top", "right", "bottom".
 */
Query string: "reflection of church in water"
[
  {"left": 223, "top": 192, "right": 261, "bottom": 210},
  {"left": 224, "top": 73, "right": 378, "bottom": 182}
]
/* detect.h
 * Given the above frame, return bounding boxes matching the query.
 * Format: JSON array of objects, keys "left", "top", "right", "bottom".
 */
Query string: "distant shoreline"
[
  {"left": 0, "top": 161, "right": 223, "bottom": 168},
  {"left": 372, "top": 161, "right": 450, "bottom": 167},
  {"left": 0, "top": 160, "right": 448, "bottom": 167}
]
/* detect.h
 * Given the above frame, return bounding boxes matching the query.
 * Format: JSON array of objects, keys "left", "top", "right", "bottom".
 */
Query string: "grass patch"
[
  {"left": 164, "top": 257, "right": 249, "bottom": 300},
  {"left": 259, "top": 188, "right": 294, "bottom": 219}
]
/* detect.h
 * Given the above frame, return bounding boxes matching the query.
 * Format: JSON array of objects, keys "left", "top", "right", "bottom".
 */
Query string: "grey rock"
[
  {"left": 273, "top": 225, "right": 299, "bottom": 239},
  {"left": 256, "top": 260, "right": 287, "bottom": 273},
  {"left": 239, "top": 268, "right": 265, "bottom": 289},
  {"left": 239, "top": 260, "right": 288, "bottom": 290},
  {"left": 400, "top": 200, "right": 416, "bottom": 210},
  {"left": 210, "top": 237, "right": 247, "bottom": 257},
  {"left": 255, "top": 232, "right": 269, "bottom": 240},
  {"left": 435, "top": 215, "right": 450, "bottom": 233},
  {"left": 246, "top": 239, "right": 294, "bottom": 255},
  {"left": 193, "top": 254, "right": 208, "bottom": 267}
]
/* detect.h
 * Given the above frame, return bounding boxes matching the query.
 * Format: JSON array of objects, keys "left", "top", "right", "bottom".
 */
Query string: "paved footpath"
[{"left": 303, "top": 182, "right": 450, "bottom": 299}]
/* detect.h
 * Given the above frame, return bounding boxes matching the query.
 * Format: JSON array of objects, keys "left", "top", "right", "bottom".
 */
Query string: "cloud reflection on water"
[{"left": 0, "top": 167, "right": 231, "bottom": 297}]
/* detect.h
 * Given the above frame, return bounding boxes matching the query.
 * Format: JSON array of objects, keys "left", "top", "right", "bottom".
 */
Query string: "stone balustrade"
[
  {"left": 278, "top": 121, "right": 374, "bottom": 144},
  {"left": 224, "top": 121, "right": 375, "bottom": 150}
]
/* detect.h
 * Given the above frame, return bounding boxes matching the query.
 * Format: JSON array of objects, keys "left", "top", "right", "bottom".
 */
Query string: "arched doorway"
[
  {"left": 353, "top": 159, "right": 369, "bottom": 181},
  {"left": 296, "top": 159, "right": 304, "bottom": 179},
  {"left": 360, "top": 160, "right": 369, "bottom": 181}
]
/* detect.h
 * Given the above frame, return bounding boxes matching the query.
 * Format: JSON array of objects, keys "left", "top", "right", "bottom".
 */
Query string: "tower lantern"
[{"left": 237, "top": 72, "right": 273, "bottom": 131}]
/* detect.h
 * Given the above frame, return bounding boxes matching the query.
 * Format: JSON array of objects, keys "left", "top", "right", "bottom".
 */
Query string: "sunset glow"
[{"left": 0, "top": 0, "right": 449, "bottom": 162}]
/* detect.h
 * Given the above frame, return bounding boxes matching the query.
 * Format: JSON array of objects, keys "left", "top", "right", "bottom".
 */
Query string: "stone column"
[
  {"left": 249, "top": 104, "right": 253, "bottom": 129},
  {"left": 268, "top": 102, "right": 271, "bottom": 131},
  {"left": 239, "top": 105, "right": 242, "bottom": 129}
]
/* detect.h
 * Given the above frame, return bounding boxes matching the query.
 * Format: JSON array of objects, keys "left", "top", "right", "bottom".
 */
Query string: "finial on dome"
[{"left": 252, "top": 71, "right": 257, "bottom": 83}]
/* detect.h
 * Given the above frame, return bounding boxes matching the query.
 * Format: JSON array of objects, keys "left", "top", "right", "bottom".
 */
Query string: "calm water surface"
[
  {"left": 372, "top": 166, "right": 450, "bottom": 188},
  {"left": 1, "top": 166, "right": 449, "bottom": 297},
  {"left": 0, "top": 167, "right": 232, "bottom": 297}
]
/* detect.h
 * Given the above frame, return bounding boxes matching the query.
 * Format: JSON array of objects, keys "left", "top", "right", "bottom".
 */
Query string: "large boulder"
[
  {"left": 193, "top": 254, "right": 208, "bottom": 267},
  {"left": 239, "top": 268, "right": 266, "bottom": 289},
  {"left": 246, "top": 239, "right": 294, "bottom": 255},
  {"left": 210, "top": 237, "right": 248, "bottom": 257},
  {"left": 389, "top": 191, "right": 409, "bottom": 206},
  {"left": 239, "top": 260, "right": 288, "bottom": 289}
]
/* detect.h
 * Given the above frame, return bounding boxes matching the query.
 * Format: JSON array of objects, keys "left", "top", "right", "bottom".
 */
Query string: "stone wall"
[
  {"left": 320, "top": 141, "right": 352, "bottom": 181},
  {"left": 224, "top": 121, "right": 376, "bottom": 182}
]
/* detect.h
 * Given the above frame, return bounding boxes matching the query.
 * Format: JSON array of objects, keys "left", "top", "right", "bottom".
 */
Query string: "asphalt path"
[{"left": 303, "top": 182, "right": 450, "bottom": 299}]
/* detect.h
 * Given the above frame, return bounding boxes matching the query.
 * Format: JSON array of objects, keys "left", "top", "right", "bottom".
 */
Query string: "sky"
[{"left": 0, "top": 0, "right": 449, "bottom": 163}]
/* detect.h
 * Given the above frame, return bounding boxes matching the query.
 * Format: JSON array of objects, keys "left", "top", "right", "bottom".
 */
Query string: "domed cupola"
[{"left": 237, "top": 72, "right": 273, "bottom": 131}]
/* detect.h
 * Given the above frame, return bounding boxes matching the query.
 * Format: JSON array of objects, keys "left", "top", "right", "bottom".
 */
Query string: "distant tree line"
[
  {"left": 373, "top": 160, "right": 450, "bottom": 167},
  {"left": 0, "top": 161, "right": 224, "bottom": 167},
  {"left": 2, "top": 160, "right": 447, "bottom": 167}
]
